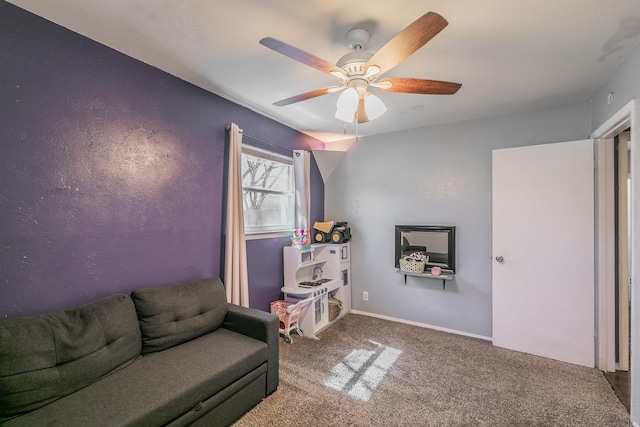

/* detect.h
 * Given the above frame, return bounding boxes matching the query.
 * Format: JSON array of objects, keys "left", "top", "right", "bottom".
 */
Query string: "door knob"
[{"left": 495, "top": 256, "right": 504, "bottom": 262}]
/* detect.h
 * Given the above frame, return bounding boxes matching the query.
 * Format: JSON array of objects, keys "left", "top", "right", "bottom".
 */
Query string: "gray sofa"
[{"left": 0, "top": 278, "right": 279, "bottom": 426}]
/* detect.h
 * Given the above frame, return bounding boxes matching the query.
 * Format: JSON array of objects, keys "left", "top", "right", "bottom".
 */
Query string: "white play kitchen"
[{"left": 282, "top": 243, "right": 351, "bottom": 338}]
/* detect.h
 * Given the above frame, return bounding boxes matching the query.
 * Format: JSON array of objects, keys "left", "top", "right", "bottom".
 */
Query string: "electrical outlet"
[{"left": 363, "top": 291, "right": 369, "bottom": 301}]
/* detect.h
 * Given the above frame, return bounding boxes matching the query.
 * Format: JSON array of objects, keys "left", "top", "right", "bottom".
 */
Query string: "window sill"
[{"left": 245, "top": 231, "right": 291, "bottom": 241}]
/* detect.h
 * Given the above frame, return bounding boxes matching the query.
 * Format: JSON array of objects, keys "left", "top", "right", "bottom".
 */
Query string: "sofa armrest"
[{"left": 222, "top": 304, "right": 279, "bottom": 395}]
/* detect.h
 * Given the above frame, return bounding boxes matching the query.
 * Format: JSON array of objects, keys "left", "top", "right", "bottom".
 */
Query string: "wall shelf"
[{"left": 397, "top": 269, "right": 454, "bottom": 289}]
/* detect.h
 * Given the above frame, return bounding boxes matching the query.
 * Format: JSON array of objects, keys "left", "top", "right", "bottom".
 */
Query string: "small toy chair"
[{"left": 270, "top": 298, "right": 312, "bottom": 343}]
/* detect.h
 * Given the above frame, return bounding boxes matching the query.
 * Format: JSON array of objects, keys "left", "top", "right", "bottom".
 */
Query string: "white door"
[{"left": 492, "top": 140, "right": 595, "bottom": 367}]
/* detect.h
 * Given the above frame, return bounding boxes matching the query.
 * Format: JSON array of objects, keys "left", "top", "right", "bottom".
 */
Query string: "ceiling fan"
[{"left": 259, "top": 12, "right": 461, "bottom": 124}]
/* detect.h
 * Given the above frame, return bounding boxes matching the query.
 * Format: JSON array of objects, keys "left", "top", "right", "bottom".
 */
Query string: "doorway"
[
  {"left": 614, "top": 130, "right": 631, "bottom": 373},
  {"left": 603, "top": 130, "right": 631, "bottom": 412},
  {"left": 591, "top": 100, "right": 636, "bottom": 414}
]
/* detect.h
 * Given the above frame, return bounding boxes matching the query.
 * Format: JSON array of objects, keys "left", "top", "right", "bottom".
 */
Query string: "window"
[{"left": 241, "top": 146, "right": 294, "bottom": 235}]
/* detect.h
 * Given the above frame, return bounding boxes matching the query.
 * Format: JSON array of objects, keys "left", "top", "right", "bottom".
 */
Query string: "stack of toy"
[{"left": 291, "top": 228, "right": 311, "bottom": 248}]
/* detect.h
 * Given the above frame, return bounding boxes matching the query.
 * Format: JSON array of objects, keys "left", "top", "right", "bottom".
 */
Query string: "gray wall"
[
  {"left": 326, "top": 39, "right": 640, "bottom": 420},
  {"left": 325, "top": 101, "right": 590, "bottom": 338},
  {"left": 591, "top": 41, "right": 640, "bottom": 424},
  {"left": 591, "top": 41, "right": 640, "bottom": 132}
]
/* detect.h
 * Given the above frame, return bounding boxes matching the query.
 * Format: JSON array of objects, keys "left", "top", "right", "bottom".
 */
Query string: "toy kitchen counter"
[{"left": 282, "top": 243, "right": 352, "bottom": 337}]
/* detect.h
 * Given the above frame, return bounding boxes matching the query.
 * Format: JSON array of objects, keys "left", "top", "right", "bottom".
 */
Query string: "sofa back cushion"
[
  {"left": 131, "top": 278, "right": 228, "bottom": 354},
  {"left": 0, "top": 294, "right": 141, "bottom": 419}
]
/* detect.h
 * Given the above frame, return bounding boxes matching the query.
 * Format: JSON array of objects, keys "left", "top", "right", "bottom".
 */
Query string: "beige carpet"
[{"left": 234, "top": 313, "right": 629, "bottom": 426}]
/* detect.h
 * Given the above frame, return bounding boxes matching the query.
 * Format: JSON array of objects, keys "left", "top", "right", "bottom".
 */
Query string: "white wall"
[
  {"left": 591, "top": 41, "right": 640, "bottom": 424},
  {"left": 325, "top": 101, "right": 590, "bottom": 338}
]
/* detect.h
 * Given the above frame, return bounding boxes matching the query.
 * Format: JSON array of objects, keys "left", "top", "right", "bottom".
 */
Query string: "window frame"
[{"left": 240, "top": 145, "right": 295, "bottom": 238}]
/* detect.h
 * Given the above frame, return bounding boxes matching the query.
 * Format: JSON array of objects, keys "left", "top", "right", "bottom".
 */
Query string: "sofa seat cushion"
[
  {"left": 0, "top": 294, "right": 141, "bottom": 420},
  {"left": 131, "top": 278, "right": 228, "bottom": 354},
  {"left": 1, "top": 328, "right": 268, "bottom": 427}
]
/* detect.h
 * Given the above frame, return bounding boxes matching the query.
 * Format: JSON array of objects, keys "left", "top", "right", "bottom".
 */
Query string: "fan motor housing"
[
  {"left": 337, "top": 51, "right": 373, "bottom": 75},
  {"left": 346, "top": 28, "right": 370, "bottom": 50}
]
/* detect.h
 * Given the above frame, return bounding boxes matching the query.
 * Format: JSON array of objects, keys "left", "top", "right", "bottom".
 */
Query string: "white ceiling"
[{"left": 8, "top": 0, "right": 640, "bottom": 143}]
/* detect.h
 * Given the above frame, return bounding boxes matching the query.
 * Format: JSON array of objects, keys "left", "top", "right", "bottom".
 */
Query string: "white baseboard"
[{"left": 349, "top": 309, "right": 493, "bottom": 342}]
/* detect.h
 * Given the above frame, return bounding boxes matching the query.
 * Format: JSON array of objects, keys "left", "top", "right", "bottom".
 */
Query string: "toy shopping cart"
[{"left": 270, "top": 298, "right": 312, "bottom": 343}]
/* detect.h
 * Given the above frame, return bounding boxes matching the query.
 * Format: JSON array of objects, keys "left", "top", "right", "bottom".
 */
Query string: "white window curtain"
[
  {"left": 224, "top": 123, "right": 249, "bottom": 307},
  {"left": 293, "top": 150, "right": 310, "bottom": 230}
]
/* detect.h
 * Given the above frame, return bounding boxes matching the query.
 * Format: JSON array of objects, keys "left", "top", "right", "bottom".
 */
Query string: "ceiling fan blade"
[
  {"left": 260, "top": 37, "right": 345, "bottom": 76},
  {"left": 357, "top": 98, "right": 370, "bottom": 124},
  {"left": 375, "top": 78, "right": 461, "bottom": 95},
  {"left": 273, "top": 86, "right": 340, "bottom": 107},
  {"left": 365, "top": 12, "right": 448, "bottom": 75}
]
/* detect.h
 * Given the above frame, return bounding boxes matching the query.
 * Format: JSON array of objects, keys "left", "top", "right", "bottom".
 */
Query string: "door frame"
[
  {"left": 617, "top": 131, "right": 630, "bottom": 372},
  {"left": 591, "top": 99, "right": 640, "bottom": 425},
  {"left": 591, "top": 99, "right": 636, "bottom": 372}
]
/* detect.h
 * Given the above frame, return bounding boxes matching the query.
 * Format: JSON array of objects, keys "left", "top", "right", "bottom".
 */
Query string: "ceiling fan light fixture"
[
  {"left": 335, "top": 87, "right": 359, "bottom": 122},
  {"left": 364, "top": 93, "right": 387, "bottom": 121}
]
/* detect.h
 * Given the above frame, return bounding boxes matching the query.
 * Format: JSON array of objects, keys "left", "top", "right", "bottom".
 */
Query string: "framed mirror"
[{"left": 395, "top": 225, "right": 456, "bottom": 273}]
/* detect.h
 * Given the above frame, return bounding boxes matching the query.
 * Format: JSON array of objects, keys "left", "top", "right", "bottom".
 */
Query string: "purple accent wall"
[{"left": 0, "top": 1, "right": 324, "bottom": 319}]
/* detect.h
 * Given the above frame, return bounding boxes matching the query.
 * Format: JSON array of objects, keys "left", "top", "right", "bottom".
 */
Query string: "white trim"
[
  {"left": 244, "top": 231, "right": 290, "bottom": 240},
  {"left": 617, "top": 131, "right": 631, "bottom": 372},
  {"left": 591, "top": 99, "right": 634, "bottom": 139},
  {"left": 241, "top": 146, "right": 295, "bottom": 235},
  {"left": 350, "top": 310, "right": 492, "bottom": 342}
]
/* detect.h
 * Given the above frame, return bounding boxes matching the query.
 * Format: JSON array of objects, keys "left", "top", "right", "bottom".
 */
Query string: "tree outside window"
[{"left": 241, "top": 147, "right": 294, "bottom": 234}]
